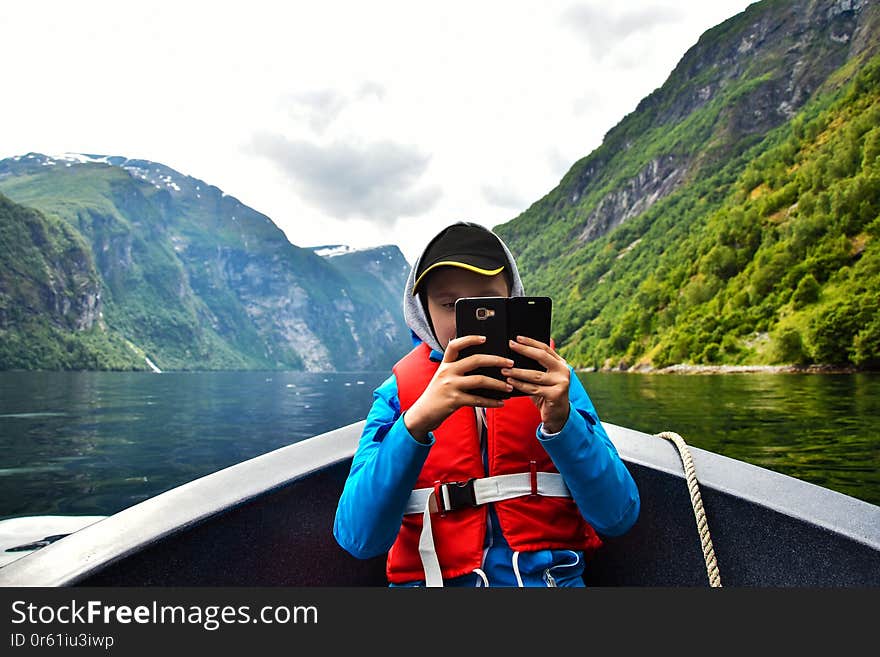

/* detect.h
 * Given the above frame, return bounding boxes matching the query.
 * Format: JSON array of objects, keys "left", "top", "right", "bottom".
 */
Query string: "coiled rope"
[{"left": 656, "top": 431, "right": 722, "bottom": 587}]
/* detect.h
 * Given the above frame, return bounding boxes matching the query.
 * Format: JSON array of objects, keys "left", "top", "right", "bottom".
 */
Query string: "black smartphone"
[{"left": 455, "top": 296, "right": 552, "bottom": 400}]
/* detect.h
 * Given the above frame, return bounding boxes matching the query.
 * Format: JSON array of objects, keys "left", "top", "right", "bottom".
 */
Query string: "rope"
[{"left": 655, "top": 431, "right": 722, "bottom": 587}]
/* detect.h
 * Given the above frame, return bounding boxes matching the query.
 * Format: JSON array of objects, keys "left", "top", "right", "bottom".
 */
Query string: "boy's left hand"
[{"left": 501, "top": 336, "right": 571, "bottom": 434}]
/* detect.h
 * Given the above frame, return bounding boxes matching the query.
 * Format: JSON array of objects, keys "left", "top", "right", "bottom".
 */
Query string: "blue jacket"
[{"left": 333, "top": 346, "right": 640, "bottom": 587}]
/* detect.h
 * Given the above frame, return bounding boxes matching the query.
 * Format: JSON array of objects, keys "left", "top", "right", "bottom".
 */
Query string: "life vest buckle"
[{"left": 439, "top": 478, "right": 478, "bottom": 513}]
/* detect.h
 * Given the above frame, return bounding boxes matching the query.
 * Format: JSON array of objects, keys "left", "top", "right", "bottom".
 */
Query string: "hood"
[{"left": 403, "top": 221, "right": 526, "bottom": 354}]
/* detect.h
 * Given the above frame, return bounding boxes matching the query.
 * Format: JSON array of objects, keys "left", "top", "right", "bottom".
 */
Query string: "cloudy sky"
[{"left": 1, "top": 0, "right": 754, "bottom": 263}]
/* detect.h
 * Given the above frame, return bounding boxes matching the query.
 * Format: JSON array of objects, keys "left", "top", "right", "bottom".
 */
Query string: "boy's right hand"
[{"left": 404, "top": 335, "right": 514, "bottom": 443}]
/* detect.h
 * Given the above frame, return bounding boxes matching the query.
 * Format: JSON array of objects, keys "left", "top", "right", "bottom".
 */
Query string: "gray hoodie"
[{"left": 402, "top": 221, "right": 527, "bottom": 354}]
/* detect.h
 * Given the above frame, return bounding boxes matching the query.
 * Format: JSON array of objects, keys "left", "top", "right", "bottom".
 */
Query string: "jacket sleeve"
[
  {"left": 333, "top": 374, "right": 434, "bottom": 559},
  {"left": 537, "top": 367, "right": 640, "bottom": 536}
]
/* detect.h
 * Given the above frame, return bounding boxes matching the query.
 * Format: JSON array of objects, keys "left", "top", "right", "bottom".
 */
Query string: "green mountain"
[
  {"left": 0, "top": 193, "right": 145, "bottom": 369},
  {"left": 495, "top": 0, "right": 880, "bottom": 371},
  {"left": 0, "top": 155, "right": 411, "bottom": 371}
]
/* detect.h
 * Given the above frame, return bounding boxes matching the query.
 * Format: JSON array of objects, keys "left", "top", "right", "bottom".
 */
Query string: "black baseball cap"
[{"left": 412, "top": 222, "right": 509, "bottom": 296}]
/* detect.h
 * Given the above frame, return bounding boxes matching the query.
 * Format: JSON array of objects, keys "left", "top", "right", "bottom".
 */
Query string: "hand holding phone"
[{"left": 402, "top": 333, "right": 515, "bottom": 441}]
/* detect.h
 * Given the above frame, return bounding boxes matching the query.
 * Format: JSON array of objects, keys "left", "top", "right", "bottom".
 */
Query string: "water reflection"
[
  {"left": 578, "top": 371, "right": 880, "bottom": 505},
  {"left": 0, "top": 371, "right": 387, "bottom": 519}
]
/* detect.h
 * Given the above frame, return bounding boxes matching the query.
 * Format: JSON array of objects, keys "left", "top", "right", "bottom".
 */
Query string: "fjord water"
[
  {"left": 579, "top": 371, "right": 879, "bottom": 506},
  {"left": 0, "top": 371, "right": 388, "bottom": 519},
  {"left": 0, "top": 370, "right": 877, "bottom": 521}
]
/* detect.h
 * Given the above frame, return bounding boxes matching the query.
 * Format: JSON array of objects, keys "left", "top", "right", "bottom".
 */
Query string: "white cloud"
[
  {"left": 250, "top": 133, "right": 442, "bottom": 225},
  {"left": 561, "top": 3, "right": 684, "bottom": 60},
  {"left": 281, "top": 82, "right": 387, "bottom": 134}
]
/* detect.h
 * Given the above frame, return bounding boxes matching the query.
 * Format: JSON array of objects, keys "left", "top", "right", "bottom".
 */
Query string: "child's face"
[{"left": 424, "top": 266, "right": 510, "bottom": 349}]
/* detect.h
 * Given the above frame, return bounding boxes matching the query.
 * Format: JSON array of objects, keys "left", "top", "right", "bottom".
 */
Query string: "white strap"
[
  {"left": 512, "top": 550, "right": 524, "bottom": 587},
  {"left": 417, "top": 491, "right": 444, "bottom": 587},
  {"left": 404, "top": 471, "right": 571, "bottom": 516},
  {"left": 405, "top": 471, "right": 571, "bottom": 587},
  {"left": 473, "top": 568, "right": 489, "bottom": 587}
]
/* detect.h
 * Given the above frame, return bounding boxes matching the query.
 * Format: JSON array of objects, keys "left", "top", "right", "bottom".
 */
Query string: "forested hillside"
[
  {"left": 496, "top": 0, "right": 879, "bottom": 370},
  {"left": 0, "top": 193, "right": 145, "bottom": 369}
]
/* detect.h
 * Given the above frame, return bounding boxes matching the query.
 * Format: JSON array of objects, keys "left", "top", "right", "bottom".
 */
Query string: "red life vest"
[{"left": 386, "top": 342, "right": 602, "bottom": 584}]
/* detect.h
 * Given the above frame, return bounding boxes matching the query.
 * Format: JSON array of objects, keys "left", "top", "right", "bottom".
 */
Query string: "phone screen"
[
  {"left": 455, "top": 296, "right": 552, "bottom": 399},
  {"left": 507, "top": 296, "right": 551, "bottom": 372}
]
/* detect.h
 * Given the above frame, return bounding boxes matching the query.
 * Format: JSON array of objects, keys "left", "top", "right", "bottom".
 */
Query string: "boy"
[{"left": 333, "top": 221, "right": 639, "bottom": 586}]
